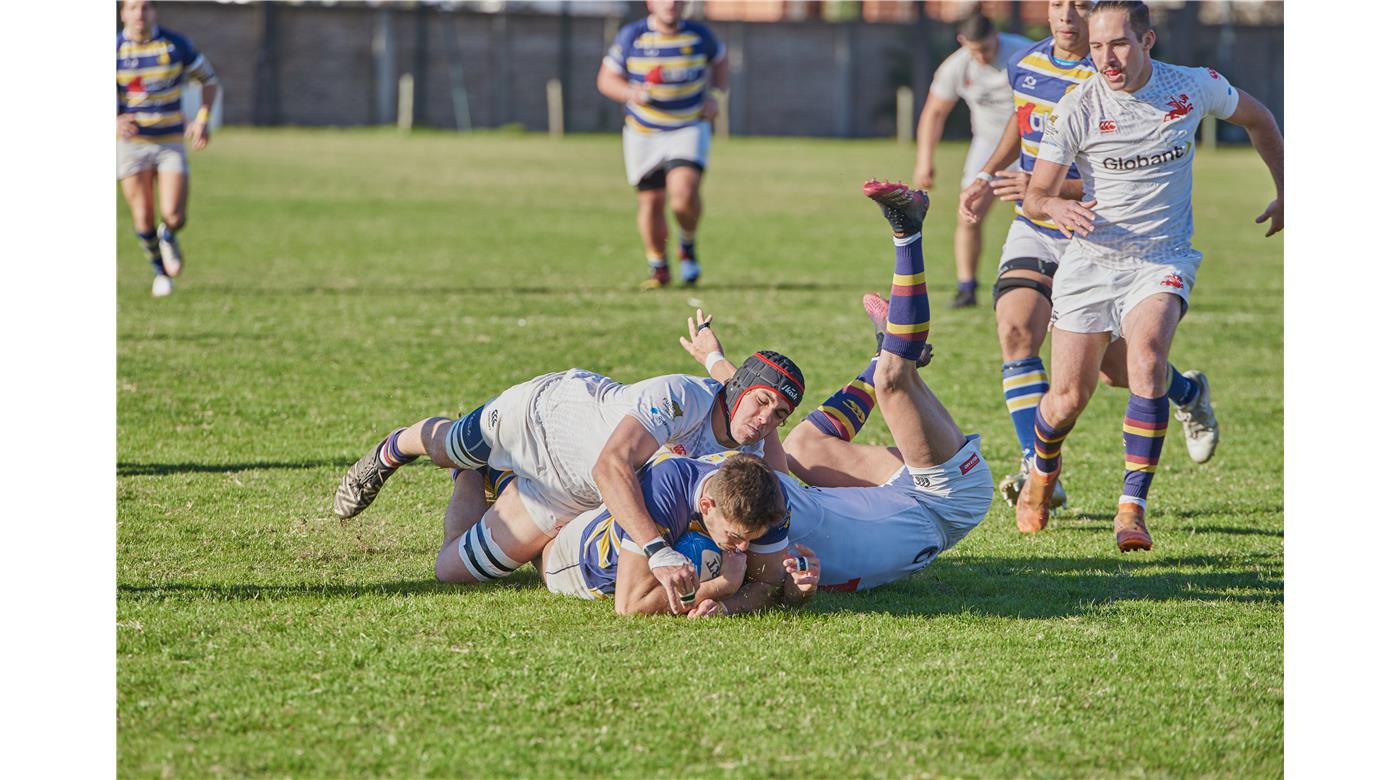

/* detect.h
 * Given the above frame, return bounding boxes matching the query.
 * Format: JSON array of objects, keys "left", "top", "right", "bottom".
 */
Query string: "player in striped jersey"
[
  {"left": 117, "top": 0, "right": 220, "bottom": 298},
  {"left": 596, "top": 0, "right": 727, "bottom": 289},
  {"left": 957, "top": 0, "right": 1218, "bottom": 509}
]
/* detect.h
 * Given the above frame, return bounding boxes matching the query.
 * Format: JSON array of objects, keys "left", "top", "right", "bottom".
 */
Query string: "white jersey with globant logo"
[
  {"left": 530, "top": 370, "right": 762, "bottom": 501},
  {"left": 1036, "top": 61, "right": 1240, "bottom": 266},
  {"left": 930, "top": 33, "right": 1034, "bottom": 141}
]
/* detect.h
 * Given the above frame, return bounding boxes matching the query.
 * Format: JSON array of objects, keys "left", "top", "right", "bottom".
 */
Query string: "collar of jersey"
[{"left": 691, "top": 469, "right": 715, "bottom": 513}]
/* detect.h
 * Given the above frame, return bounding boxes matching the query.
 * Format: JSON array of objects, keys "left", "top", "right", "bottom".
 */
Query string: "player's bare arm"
[
  {"left": 596, "top": 62, "right": 647, "bottom": 106},
  {"left": 1223, "top": 88, "right": 1284, "bottom": 237},
  {"left": 592, "top": 419, "right": 701, "bottom": 613},
  {"left": 186, "top": 81, "right": 220, "bottom": 151},
  {"left": 913, "top": 96, "right": 958, "bottom": 190},
  {"left": 1024, "top": 158, "right": 1097, "bottom": 238},
  {"left": 959, "top": 114, "right": 1022, "bottom": 223},
  {"left": 695, "top": 548, "right": 793, "bottom": 617},
  {"left": 614, "top": 546, "right": 744, "bottom": 616},
  {"left": 701, "top": 54, "right": 730, "bottom": 122}
]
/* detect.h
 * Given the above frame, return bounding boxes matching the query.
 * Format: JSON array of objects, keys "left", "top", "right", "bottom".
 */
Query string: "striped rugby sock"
[
  {"left": 805, "top": 357, "right": 878, "bottom": 441},
  {"left": 881, "top": 232, "right": 930, "bottom": 362},
  {"left": 1166, "top": 365, "right": 1199, "bottom": 407},
  {"left": 1032, "top": 406, "right": 1073, "bottom": 476},
  {"left": 1002, "top": 357, "right": 1048, "bottom": 459},
  {"left": 136, "top": 229, "right": 163, "bottom": 275},
  {"left": 1120, "top": 393, "right": 1170, "bottom": 507},
  {"left": 377, "top": 428, "right": 418, "bottom": 469}
]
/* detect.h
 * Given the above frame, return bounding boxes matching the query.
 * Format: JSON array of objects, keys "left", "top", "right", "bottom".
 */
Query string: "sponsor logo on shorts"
[
  {"left": 1098, "top": 119, "right": 1118, "bottom": 133},
  {"left": 488, "top": 409, "right": 499, "bottom": 429},
  {"left": 1102, "top": 143, "right": 1191, "bottom": 171},
  {"left": 670, "top": 443, "right": 688, "bottom": 456},
  {"left": 1160, "top": 273, "right": 1185, "bottom": 289},
  {"left": 1163, "top": 93, "right": 1195, "bottom": 122},
  {"left": 912, "top": 474, "right": 937, "bottom": 489},
  {"left": 960, "top": 452, "right": 981, "bottom": 475}
]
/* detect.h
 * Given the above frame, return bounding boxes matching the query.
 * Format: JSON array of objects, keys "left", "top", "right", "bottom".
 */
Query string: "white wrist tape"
[
  {"left": 975, "top": 171, "right": 995, "bottom": 183},
  {"left": 647, "top": 546, "right": 691, "bottom": 571},
  {"left": 704, "top": 351, "right": 726, "bottom": 373}
]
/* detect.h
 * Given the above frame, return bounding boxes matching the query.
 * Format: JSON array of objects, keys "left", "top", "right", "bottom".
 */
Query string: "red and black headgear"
[{"left": 723, "top": 351, "right": 805, "bottom": 421}]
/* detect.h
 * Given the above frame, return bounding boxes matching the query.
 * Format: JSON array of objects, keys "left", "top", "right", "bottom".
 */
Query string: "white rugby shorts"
[
  {"left": 117, "top": 140, "right": 187, "bottom": 179},
  {"left": 998, "top": 218, "right": 1069, "bottom": 275},
  {"left": 1050, "top": 247, "right": 1203, "bottom": 338},
  {"left": 542, "top": 509, "right": 603, "bottom": 599},
  {"left": 622, "top": 123, "right": 710, "bottom": 187}
]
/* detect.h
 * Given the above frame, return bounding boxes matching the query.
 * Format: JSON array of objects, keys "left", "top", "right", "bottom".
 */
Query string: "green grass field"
[{"left": 117, "top": 129, "right": 1282, "bottom": 778}]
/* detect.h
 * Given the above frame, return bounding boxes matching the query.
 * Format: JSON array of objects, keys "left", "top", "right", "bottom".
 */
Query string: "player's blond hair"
[{"left": 707, "top": 454, "right": 787, "bottom": 532}]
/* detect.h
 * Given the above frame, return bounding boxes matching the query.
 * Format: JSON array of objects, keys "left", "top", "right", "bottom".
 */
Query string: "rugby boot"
[
  {"left": 1174, "top": 370, "right": 1219, "bottom": 464},
  {"left": 640, "top": 263, "right": 671, "bottom": 290},
  {"left": 947, "top": 286, "right": 977, "bottom": 309},
  {"left": 1113, "top": 503, "right": 1154, "bottom": 552},
  {"left": 679, "top": 243, "right": 701, "bottom": 287},
  {"left": 1015, "top": 466, "right": 1060, "bottom": 533},
  {"left": 151, "top": 274, "right": 174, "bottom": 298},
  {"left": 862, "top": 179, "right": 929, "bottom": 237},
  {"left": 158, "top": 223, "right": 183, "bottom": 277},
  {"left": 863, "top": 292, "right": 933, "bottom": 367},
  {"left": 333, "top": 437, "right": 399, "bottom": 519},
  {"left": 999, "top": 455, "right": 1067, "bottom": 509}
]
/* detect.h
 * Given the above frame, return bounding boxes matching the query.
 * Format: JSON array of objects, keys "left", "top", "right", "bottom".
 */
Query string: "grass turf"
[{"left": 118, "top": 128, "right": 1282, "bottom": 778}]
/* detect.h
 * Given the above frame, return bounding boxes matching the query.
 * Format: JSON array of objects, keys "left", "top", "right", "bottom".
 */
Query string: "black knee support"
[{"left": 993, "top": 257, "right": 1057, "bottom": 307}]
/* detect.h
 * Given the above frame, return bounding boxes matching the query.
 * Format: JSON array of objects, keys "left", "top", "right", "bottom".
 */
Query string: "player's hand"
[
  {"left": 648, "top": 548, "right": 700, "bottom": 614},
  {"left": 680, "top": 309, "right": 728, "bottom": 375},
  {"left": 627, "top": 83, "right": 651, "bottom": 106},
  {"left": 1044, "top": 197, "right": 1098, "bottom": 238},
  {"left": 700, "top": 96, "right": 720, "bottom": 122},
  {"left": 1255, "top": 197, "right": 1282, "bottom": 237},
  {"left": 991, "top": 170, "right": 1030, "bottom": 202},
  {"left": 686, "top": 598, "right": 730, "bottom": 618},
  {"left": 958, "top": 179, "right": 994, "bottom": 224},
  {"left": 117, "top": 114, "right": 139, "bottom": 139},
  {"left": 782, "top": 544, "right": 820, "bottom": 595},
  {"left": 913, "top": 166, "right": 934, "bottom": 191},
  {"left": 186, "top": 120, "right": 210, "bottom": 151},
  {"left": 717, "top": 549, "right": 747, "bottom": 595}
]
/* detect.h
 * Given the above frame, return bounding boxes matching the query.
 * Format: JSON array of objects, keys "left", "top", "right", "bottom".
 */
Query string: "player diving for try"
[
  {"left": 957, "top": 0, "right": 1220, "bottom": 512},
  {"left": 333, "top": 353, "right": 806, "bottom": 614},
  {"left": 522, "top": 178, "right": 991, "bottom": 617}
]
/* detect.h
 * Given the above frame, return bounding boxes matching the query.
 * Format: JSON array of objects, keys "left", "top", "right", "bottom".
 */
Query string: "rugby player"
[
  {"left": 955, "top": 0, "right": 1220, "bottom": 506},
  {"left": 1017, "top": 1, "right": 1283, "bottom": 551},
  {"left": 667, "top": 180, "right": 994, "bottom": 594},
  {"left": 333, "top": 357, "right": 805, "bottom": 613},
  {"left": 596, "top": 0, "right": 727, "bottom": 289},
  {"left": 913, "top": 13, "right": 1031, "bottom": 308},
  {"left": 117, "top": 0, "right": 220, "bottom": 298}
]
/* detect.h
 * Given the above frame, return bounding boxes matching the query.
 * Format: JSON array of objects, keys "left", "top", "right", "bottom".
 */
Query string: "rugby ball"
[{"left": 674, "top": 531, "right": 723, "bottom": 583}]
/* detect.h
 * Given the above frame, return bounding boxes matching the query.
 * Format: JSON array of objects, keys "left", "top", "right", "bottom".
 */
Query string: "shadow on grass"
[
  {"left": 118, "top": 572, "right": 543, "bottom": 602},
  {"left": 118, "top": 459, "right": 345, "bottom": 476},
  {"left": 810, "top": 553, "right": 1282, "bottom": 620}
]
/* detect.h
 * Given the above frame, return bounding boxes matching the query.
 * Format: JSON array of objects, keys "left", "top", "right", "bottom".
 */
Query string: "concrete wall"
[{"left": 154, "top": 2, "right": 1283, "bottom": 138}]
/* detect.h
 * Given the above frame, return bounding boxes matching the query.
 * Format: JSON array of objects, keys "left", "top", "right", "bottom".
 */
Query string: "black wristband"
[{"left": 642, "top": 538, "right": 668, "bottom": 559}]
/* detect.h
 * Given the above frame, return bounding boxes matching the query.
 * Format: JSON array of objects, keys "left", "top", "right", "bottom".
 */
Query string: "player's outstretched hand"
[
  {"left": 991, "top": 170, "right": 1030, "bottom": 202},
  {"left": 782, "top": 543, "right": 820, "bottom": 595},
  {"left": 186, "top": 120, "right": 210, "bottom": 151},
  {"left": 686, "top": 598, "right": 730, "bottom": 618},
  {"left": 1255, "top": 198, "right": 1282, "bottom": 237},
  {"left": 680, "top": 308, "right": 726, "bottom": 372},
  {"left": 1046, "top": 197, "right": 1098, "bottom": 238},
  {"left": 958, "top": 179, "right": 994, "bottom": 224}
]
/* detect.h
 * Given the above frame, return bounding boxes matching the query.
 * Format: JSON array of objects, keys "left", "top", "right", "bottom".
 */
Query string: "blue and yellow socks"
[{"left": 1002, "top": 357, "right": 1049, "bottom": 459}]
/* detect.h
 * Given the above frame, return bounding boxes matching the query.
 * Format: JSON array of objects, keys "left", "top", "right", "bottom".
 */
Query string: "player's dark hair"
[
  {"left": 708, "top": 454, "right": 788, "bottom": 533},
  {"left": 1089, "top": 1, "right": 1152, "bottom": 38},
  {"left": 956, "top": 12, "right": 996, "bottom": 41}
]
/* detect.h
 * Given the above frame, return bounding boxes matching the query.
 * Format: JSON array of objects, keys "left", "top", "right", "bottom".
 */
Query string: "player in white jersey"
[
  {"left": 914, "top": 13, "right": 1032, "bottom": 308},
  {"left": 680, "top": 181, "right": 995, "bottom": 592},
  {"left": 955, "top": 0, "right": 1220, "bottom": 507},
  {"left": 333, "top": 356, "right": 804, "bottom": 613},
  {"left": 1017, "top": 1, "right": 1283, "bottom": 552}
]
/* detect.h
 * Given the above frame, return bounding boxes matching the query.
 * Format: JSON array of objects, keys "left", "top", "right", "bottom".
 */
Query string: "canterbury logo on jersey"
[{"left": 1102, "top": 142, "right": 1191, "bottom": 171}]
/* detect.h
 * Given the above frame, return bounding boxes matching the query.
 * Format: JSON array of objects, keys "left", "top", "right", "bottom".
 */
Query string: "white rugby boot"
[
  {"left": 1174, "top": 370, "right": 1219, "bottom": 464},
  {"left": 151, "top": 274, "right": 174, "bottom": 297}
]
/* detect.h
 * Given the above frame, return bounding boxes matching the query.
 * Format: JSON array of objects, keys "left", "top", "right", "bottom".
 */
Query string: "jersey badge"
[
  {"left": 1098, "top": 119, "right": 1118, "bottom": 134},
  {"left": 1021, "top": 75, "right": 1037, "bottom": 88},
  {"left": 1164, "top": 94, "right": 1194, "bottom": 123}
]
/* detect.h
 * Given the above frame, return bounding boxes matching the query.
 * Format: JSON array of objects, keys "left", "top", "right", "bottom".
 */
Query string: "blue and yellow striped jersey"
[
  {"left": 1007, "top": 37, "right": 1095, "bottom": 236},
  {"left": 603, "top": 18, "right": 724, "bottom": 134},
  {"left": 117, "top": 26, "right": 216, "bottom": 144}
]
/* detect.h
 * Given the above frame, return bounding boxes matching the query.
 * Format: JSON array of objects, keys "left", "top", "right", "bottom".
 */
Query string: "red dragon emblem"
[
  {"left": 1163, "top": 94, "right": 1194, "bottom": 122},
  {"left": 1160, "top": 273, "right": 1185, "bottom": 289}
]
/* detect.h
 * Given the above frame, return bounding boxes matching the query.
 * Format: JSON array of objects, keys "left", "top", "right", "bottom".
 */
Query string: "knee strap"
[
  {"left": 993, "top": 275, "right": 1054, "bottom": 307},
  {"left": 1000, "top": 256, "right": 1059, "bottom": 277},
  {"left": 446, "top": 406, "right": 492, "bottom": 471}
]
